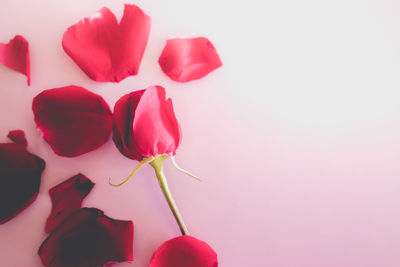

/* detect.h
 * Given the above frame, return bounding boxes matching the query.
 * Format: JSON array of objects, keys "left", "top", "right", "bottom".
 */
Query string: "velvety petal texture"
[
  {"left": 113, "top": 85, "right": 181, "bottom": 160},
  {"left": 0, "top": 130, "right": 45, "bottom": 224},
  {"left": 45, "top": 174, "right": 94, "bottom": 233},
  {"left": 0, "top": 35, "right": 30, "bottom": 85},
  {"left": 62, "top": 4, "right": 151, "bottom": 82},
  {"left": 158, "top": 37, "right": 222, "bottom": 82},
  {"left": 150, "top": 236, "right": 218, "bottom": 267},
  {"left": 32, "top": 85, "right": 113, "bottom": 157},
  {"left": 39, "top": 208, "right": 133, "bottom": 267}
]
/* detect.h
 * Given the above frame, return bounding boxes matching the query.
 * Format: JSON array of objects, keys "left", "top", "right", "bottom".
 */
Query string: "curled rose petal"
[
  {"left": 112, "top": 89, "right": 145, "bottom": 160},
  {"left": 62, "top": 4, "right": 151, "bottom": 82},
  {"left": 158, "top": 37, "right": 222, "bottom": 82},
  {"left": 7, "top": 129, "right": 28, "bottom": 147},
  {"left": 32, "top": 85, "right": 113, "bottom": 157},
  {"left": 113, "top": 85, "right": 181, "bottom": 160},
  {"left": 0, "top": 130, "right": 45, "bottom": 224},
  {"left": 150, "top": 236, "right": 218, "bottom": 267},
  {"left": 0, "top": 35, "right": 30, "bottom": 85},
  {"left": 39, "top": 208, "right": 133, "bottom": 267},
  {"left": 45, "top": 174, "right": 94, "bottom": 233}
]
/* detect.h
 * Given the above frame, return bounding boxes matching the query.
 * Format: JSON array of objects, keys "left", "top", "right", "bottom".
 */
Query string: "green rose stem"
[
  {"left": 110, "top": 155, "right": 199, "bottom": 235},
  {"left": 149, "top": 155, "right": 189, "bottom": 236}
]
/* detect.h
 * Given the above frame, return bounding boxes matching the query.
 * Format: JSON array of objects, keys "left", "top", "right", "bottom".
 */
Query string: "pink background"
[{"left": 1, "top": 0, "right": 400, "bottom": 266}]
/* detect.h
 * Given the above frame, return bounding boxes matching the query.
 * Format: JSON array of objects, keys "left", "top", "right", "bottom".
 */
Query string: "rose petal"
[
  {"left": 39, "top": 208, "right": 133, "bottom": 267},
  {"left": 45, "top": 174, "right": 94, "bottom": 233},
  {"left": 158, "top": 37, "right": 222, "bottom": 82},
  {"left": 7, "top": 129, "right": 27, "bottom": 147},
  {"left": 0, "top": 35, "right": 30, "bottom": 85},
  {"left": 32, "top": 85, "right": 113, "bottom": 157},
  {"left": 112, "top": 89, "right": 146, "bottom": 161},
  {"left": 133, "top": 86, "right": 181, "bottom": 157},
  {"left": 0, "top": 130, "right": 45, "bottom": 224},
  {"left": 150, "top": 236, "right": 218, "bottom": 267},
  {"left": 62, "top": 4, "right": 151, "bottom": 82}
]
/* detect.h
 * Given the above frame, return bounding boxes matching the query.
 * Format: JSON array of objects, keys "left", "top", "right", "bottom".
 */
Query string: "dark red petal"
[
  {"left": 45, "top": 174, "right": 94, "bottom": 233},
  {"left": 62, "top": 4, "right": 151, "bottom": 82},
  {"left": 39, "top": 208, "right": 133, "bottom": 267},
  {"left": 0, "top": 35, "right": 30, "bottom": 85},
  {"left": 150, "top": 236, "right": 218, "bottom": 267},
  {"left": 132, "top": 86, "right": 181, "bottom": 157},
  {"left": 32, "top": 85, "right": 113, "bottom": 157},
  {"left": 112, "top": 89, "right": 145, "bottom": 161},
  {"left": 0, "top": 130, "right": 45, "bottom": 224},
  {"left": 7, "top": 129, "right": 27, "bottom": 147},
  {"left": 158, "top": 37, "right": 222, "bottom": 82}
]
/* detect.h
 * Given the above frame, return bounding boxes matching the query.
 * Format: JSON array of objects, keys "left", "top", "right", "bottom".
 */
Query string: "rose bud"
[{"left": 111, "top": 85, "right": 199, "bottom": 235}]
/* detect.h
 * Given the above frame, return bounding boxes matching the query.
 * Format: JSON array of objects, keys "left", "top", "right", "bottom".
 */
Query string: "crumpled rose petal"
[
  {"left": 45, "top": 174, "right": 94, "bottom": 233},
  {"left": 158, "top": 37, "right": 222, "bottom": 82},
  {"left": 32, "top": 85, "right": 113, "bottom": 157},
  {"left": 62, "top": 4, "right": 151, "bottom": 82},
  {"left": 113, "top": 85, "right": 181, "bottom": 160},
  {"left": 0, "top": 130, "right": 45, "bottom": 224},
  {"left": 39, "top": 208, "right": 133, "bottom": 267},
  {"left": 150, "top": 235, "right": 218, "bottom": 267},
  {"left": 0, "top": 35, "right": 30, "bottom": 85}
]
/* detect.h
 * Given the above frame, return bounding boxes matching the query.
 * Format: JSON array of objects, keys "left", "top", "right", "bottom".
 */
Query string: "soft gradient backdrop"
[{"left": 1, "top": 0, "right": 400, "bottom": 266}]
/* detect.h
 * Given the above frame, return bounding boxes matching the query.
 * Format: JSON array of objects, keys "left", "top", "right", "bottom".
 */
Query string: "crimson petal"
[
  {"left": 45, "top": 174, "right": 94, "bottom": 233},
  {"left": 7, "top": 129, "right": 28, "bottom": 147},
  {"left": 62, "top": 4, "right": 151, "bottom": 82},
  {"left": 39, "top": 208, "right": 133, "bottom": 267},
  {"left": 0, "top": 35, "right": 30, "bottom": 85},
  {"left": 0, "top": 130, "right": 45, "bottom": 224},
  {"left": 158, "top": 37, "right": 222, "bottom": 82},
  {"left": 112, "top": 89, "right": 146, "bottom": 161},
  {"left": 32, "top": 85, "right": 113, "bottom": 157},
  {"left": 150, "top": 235, "right": 218, "bottom": 267}
]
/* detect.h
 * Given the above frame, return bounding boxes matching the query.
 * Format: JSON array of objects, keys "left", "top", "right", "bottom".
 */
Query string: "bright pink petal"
[
  {"left": 150, "top": 236, "right": 218, "bottom": 267},
  {"left": 112, "top": 89, "right": 146, "bottom": 160},
  {"left": 39, "top": 208, "right": 133, "bottom": 267},
  {"left": 132, "top": 86, "right": 181, "bottom": 157},
  {"left": 0, "top": 35, "right": 30, "bottom": 85},
  {"left": 45, "top": 174, "right": 94, "bottom": 233},
  {"left": 32, "top": 85, "right": 113, "bottom": 157},
  {"left": 158, "top": 37, "right": 222, "bottom": 82},
  {"left": 0, "top": 130, "right": 45, "bottom": 224},
  {"left": 62, "top": 4, "right": 151, "bottom": 82}
]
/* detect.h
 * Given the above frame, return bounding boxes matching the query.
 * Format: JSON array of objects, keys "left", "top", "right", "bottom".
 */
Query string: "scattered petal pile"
[
  {"left": 0, "top": 130, "right": 45, "bottom": 224},
  {"left": 62, "top": 4, "right": 151, "bottom": 82},
  {"left": 32, "top": 85, "right": 113, "bottom": 157},
  {"left": 45, "top": 173, "right": 94, "bottom": 233},
  {"left": 113, "top": 85, "right": 181, "bottom": 160},
  {"left": 39, "top": 208, "right": 133, "bottom": 267},
  {"left": 2, "top": 3, "right": 222, "bottom": 266},
  {"left": 150, "top": 235, "right": 218, "bottom": 267},
  {"left": 159, "top": 37, "right": 222, "bottom": 82},
  {"left": 0, "top": 35, "right": 30, "bottom": 85}
]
